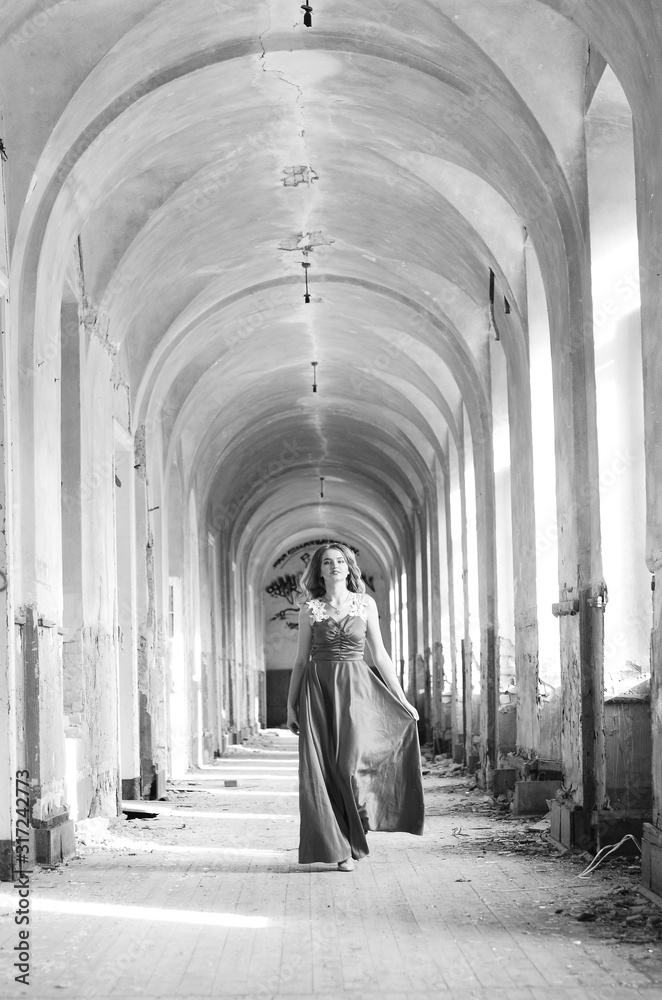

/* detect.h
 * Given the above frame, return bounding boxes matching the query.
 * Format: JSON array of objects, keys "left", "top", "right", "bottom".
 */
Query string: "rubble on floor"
[
  {"left": 419, "top": 744, "right": 662, "bottom": 953},
  {"left": 565, "top": 886, "right": 662, "bottom": 944}
]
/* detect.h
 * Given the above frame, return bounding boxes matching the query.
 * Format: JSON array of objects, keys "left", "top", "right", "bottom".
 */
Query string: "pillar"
[
  {"left": 504, "top": 300, "right": 540, "bottom": 757},
  {"left": 549, "top": 222, "right": 605, "bottom": 847},
  {"left": 0, "top": 271, "right": 19, "bottom": 879},
  {"left": 115, "top": 421, "right": 140, "bottom": 799},
  {"left": 489, "top": 328, "right": 516, "bottom": 759},
  {"left": 634, "top": 74, "right": 662, "bottom": 897}
]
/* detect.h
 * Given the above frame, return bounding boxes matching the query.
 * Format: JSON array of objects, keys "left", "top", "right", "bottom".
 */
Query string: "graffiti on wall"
[
  {"left": 265, "top": 573, "right": 301, "bottom": 630},
  {"left": 273, "top": 537, "right": 359, "bottom": 569}
]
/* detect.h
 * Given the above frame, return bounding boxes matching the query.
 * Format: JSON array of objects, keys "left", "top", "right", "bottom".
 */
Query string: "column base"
[
  {"left": 549, "top": 799, "right": 592, "bottom": 850},
  {"left": 34, "top": 820, "right": 76, "bottom": 866},
  {"left": 121, "top": 777, "right": 141, "bottom": 800},
  {"left": 493, "top": 768, "right": 517, "bottom": 798},
  {"left": 231, "top": 728, "right": 254, "bottom": 744},
  {"left": 140, "top": 758, "right": 155, "bottom": 798},
  {"left": 0, "top": 828, "right": 37, "bottom": 881},
  {"left": 642, "top": 823, "right": 662, "bottom": 899},
  {"left": 512, "top": 780, "right": 561, "bottom": 815},
  {"left": 1, "top": 840, "right": 33, "bottom": 881},
  {"left": 0, "top": 840, "right": 13, "bottom": 881},
  {"left": 155, "top": 767, "right": 167, "bottom": 800},
  {"left": 140, "top": 761, "right": 167, "bottom": 800}
]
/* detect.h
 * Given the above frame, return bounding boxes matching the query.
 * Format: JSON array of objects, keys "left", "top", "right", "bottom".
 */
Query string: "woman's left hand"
[
  {"left": 286, "top": 704, "right": 300, "bottom": 735},
  {"left": 402, "top": 700, "right": 419, "bottom": 721}
]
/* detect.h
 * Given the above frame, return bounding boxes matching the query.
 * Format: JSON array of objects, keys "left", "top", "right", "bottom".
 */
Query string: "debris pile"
[{"left": 565, "top": 887, "right": 662, "bottom": 944}]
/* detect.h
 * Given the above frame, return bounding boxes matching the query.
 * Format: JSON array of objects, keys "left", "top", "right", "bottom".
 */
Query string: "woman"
[{"left": 287, "top": 543, "right": 425, "bottom": 871}]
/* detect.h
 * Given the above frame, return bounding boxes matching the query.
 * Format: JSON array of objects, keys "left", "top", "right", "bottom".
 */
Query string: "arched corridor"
[{"left": 1, "top": 0, "right": 662, "bottom": 980}]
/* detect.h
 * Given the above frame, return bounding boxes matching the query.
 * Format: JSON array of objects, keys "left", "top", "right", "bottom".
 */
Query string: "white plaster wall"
[
  {"left": 491, "top": 337, "right": 515, "bottom": 647},
  {"left": 587, "top": 74, "right": 649, "bottom": 694},
  {"left": 527, "top": 243, "right": 561, "bottom": 690}
]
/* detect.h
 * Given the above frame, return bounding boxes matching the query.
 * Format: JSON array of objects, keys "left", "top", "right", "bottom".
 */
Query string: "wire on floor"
[{"left": 576, "top": 834, "right": 642, "bottom": 879}]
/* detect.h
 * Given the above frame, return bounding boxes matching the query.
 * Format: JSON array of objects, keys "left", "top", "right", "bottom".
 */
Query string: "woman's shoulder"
[{"left": 348, "top": 591, "right": 371, "bottom": 619}]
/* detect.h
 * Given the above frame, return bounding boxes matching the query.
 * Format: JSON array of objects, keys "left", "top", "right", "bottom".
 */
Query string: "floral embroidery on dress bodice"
[{"left": 306, "top": 594, "right": 368, "bottom": 623}]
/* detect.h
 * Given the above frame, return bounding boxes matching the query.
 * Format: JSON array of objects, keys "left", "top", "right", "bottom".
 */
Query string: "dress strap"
[
  {"left": 348, "top": 592, "right": 368, "bottom": 621},
  {"left": 306, "top": 598, "right": 329, "bottom": 622}
]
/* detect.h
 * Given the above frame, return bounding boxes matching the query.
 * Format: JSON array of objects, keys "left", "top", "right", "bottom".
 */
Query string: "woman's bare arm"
[
  {"left": 365, "top": 595, "right": 419, "bottom": 719},
  {"left": 286, "top": 605, "right": 313, "bottom": 733}
]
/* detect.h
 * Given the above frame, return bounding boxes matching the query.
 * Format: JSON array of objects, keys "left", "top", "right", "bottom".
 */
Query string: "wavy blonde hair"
[{"left": 299, "top": 543, "right": 366, "bottom": 601}]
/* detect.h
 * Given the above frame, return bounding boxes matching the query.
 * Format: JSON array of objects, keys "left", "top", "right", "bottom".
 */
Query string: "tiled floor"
[{"left": 1, "top": 732, "right": 660, "bottom": 999}]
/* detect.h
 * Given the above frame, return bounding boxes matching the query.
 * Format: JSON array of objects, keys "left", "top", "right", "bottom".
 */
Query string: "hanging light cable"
[
  {"left": 311, "top": 361, "right": 318, "bottom": 392},
  {"left": 320, "top": 476, "right": 325, "bottom": 498}
]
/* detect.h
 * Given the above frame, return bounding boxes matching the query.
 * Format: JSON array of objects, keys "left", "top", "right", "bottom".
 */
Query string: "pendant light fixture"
[{"left": 302, "top": 260, "right": 311, "bottom": 303}]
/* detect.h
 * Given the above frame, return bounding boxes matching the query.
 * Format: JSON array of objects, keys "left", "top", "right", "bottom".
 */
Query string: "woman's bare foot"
[{"left": 337, "top": 858, "right": 354, "bottom": 872}]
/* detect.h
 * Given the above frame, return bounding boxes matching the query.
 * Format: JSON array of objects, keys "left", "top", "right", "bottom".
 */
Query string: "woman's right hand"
[
  {"left": 287, "top": 705, "right": 300, "bottom": 735},
  {"left": 402, "top": 700, "right": 419, "bottom": 721}
]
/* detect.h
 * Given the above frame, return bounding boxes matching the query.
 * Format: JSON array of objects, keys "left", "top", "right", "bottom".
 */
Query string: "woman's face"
[{"left": 319, "top": 548, "right": 348, "bottom": 588}]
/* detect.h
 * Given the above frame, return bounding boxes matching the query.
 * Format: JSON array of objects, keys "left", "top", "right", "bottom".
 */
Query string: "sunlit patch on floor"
[{"left": 0, "top": 893, "right": 271, "bottom": 928}]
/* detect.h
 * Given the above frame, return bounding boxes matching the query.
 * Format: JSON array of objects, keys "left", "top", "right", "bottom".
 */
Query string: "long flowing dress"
[{"left": 298, "top": 594, "right": 425, "bottom": 864}]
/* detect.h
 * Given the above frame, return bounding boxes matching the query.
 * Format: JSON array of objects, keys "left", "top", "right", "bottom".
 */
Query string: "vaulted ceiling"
[{"left": 0, "top": 0, "right": 601, "bottom": 581}]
